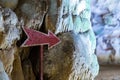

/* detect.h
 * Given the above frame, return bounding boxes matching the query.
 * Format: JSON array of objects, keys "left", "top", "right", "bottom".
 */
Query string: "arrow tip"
[{"left": 48, "top": 31, "right": 61, "bottom": 48}]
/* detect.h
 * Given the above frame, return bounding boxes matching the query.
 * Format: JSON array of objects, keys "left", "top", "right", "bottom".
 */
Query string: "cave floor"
[{"left": 95, "top": 65, "right": 120, "bottom": 80}]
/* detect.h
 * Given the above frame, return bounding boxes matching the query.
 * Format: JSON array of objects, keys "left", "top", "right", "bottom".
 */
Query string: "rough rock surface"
[
  {"left": 44, "top": 31, "right": 99, "bottom": 80},
  {"left": 0, "top": 0, "right": 99, "bottom": 80},
  {"left": 91, "top": 0, "right": 120, "bottom": 64},
  {"left": 44, "top": 32, "right": 74, "bottom": 80},
  {"left": 0, "top": 60, "right": 9, "bottom": 80},
  {"left": 15, "top": 0, "right": 47, "bottom": 30},
  {"left": 44, "top": 0, "right": 99, "bottom": 80},
  {"left": 0, "top": 0, "right": 18, "bottom": 10},
  {"left": 0, "top": 6, "right": 21, "bottom": 80}
]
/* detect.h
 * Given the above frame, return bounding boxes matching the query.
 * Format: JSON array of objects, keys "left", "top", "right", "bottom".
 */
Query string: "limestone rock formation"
[
  {"left": 44, "top": 32, "right": 74, "bottom": 80},
  {"left": 0, "top": 0, "right": 99, "bottom": 80},
  {"left": 44, "top": 0, "right": 99, "bottom": 80},
  {"left": 0, "top": 6, "right": 21, "bottom": 80},
  {"left": 15, "top": 0, "right": 47, "bottom": 30}
]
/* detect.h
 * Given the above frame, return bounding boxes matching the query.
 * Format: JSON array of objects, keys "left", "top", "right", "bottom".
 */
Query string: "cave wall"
[{"left": 0, "top": 0, "right": 99, "bottom": 80}]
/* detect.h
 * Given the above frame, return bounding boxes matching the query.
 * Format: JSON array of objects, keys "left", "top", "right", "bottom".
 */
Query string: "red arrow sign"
[
  {"left": 21, "top": 28, "right": 60, "bottom": 48},
  {"left": 21, "top": 27, "right": 60, "bottom": 80}
]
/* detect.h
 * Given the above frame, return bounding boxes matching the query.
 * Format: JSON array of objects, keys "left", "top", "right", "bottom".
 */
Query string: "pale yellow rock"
[
  {"left": 0, "top": 6, "right": 21, "bottom": 80},
  {"left": 0, "top": 60, "right": 9, "bottom": 80},
  {"left": 11, "top": 49, "right": 24, "bottom": 80},
  {"left": 0, "top": 0, "right": 18, "bottom": 10}
]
